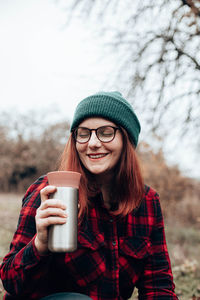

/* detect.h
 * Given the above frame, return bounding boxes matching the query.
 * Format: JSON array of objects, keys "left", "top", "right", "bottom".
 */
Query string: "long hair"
[{"left": 58, "top": 129, "right": 144, "bottom": 219}]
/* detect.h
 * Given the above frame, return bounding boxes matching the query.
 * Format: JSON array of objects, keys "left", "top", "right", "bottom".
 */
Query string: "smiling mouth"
[{"left": 88, "top": 153, "right": 108, "bottom": 159}]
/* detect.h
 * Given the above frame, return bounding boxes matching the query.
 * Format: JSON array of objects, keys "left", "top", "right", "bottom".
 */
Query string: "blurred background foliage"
[
  {"left": 0, "top": 109, "right": 199, "bottom": 225},
  {"left": 0, "top": 110, "right": 69, "bottom": 192}
]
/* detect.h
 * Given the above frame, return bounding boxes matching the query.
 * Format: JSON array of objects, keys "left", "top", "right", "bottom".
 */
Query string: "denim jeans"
[{"left": 40, "top": 292, "right": 92, "bottom": 300}]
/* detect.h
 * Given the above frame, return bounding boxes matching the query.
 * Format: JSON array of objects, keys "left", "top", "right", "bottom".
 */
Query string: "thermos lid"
[{"left": 47, "top": 171, "right": 81, "bottom": 188}]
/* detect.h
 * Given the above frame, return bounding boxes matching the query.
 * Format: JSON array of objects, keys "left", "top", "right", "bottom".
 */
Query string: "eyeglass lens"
[{"left": 75, "top": 126, "right": 117, "bottom": 143}]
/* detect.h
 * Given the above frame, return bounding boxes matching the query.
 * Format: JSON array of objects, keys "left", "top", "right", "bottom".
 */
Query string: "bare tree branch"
[
  {"left": 181, "top": 0, "right": 200, "bottom": 17},
  {"left": 64, "top": 0, "right": 200, "bottom": 146}
]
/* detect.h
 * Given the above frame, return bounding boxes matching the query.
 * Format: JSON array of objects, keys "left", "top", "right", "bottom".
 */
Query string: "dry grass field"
[
  {"left": 0, "top": 193, "right": 200, "bottom": 300},
  {"left": 0, "top": 194, "right": 22, "bottom": 298}
]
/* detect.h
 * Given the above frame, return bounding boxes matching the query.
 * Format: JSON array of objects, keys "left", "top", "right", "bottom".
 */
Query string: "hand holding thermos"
[{"left": 35, "top": 171, "right": 81, "bottom": 254}]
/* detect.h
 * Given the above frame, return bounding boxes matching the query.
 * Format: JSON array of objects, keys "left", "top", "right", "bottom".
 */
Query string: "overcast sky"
[
  {"left": 0, "top": 0, "right": 117, "bottom": 120},
  {"left": 0, "top": 0, "right": 199, "bottom": 179}
]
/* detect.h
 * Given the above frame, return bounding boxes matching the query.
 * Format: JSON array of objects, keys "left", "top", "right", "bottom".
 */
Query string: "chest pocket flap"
[{"left": 119, "top": 236, "right": 152, "bottom": 259}]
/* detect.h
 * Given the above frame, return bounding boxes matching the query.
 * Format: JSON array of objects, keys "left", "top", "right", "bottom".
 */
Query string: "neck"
[
  {"left": 96, "top": 175, "right": 116, "bottom": 210},
  {"left": 94, "top": 169, "right": 115, "bottom": 185},
  {"left": 89, "top": 171, "right": 117, "bottom": 210},
  {"left": 101, "top": 184, "right": 112, "bottom": 209}
]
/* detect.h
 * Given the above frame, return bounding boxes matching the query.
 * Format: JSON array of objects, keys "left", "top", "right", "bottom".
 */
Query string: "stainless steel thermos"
[{"left": 47, "top": 171, "right": 81, "bottom": 252}]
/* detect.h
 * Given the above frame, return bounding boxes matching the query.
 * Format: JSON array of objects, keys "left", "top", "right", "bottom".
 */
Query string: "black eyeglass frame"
[{"left": 73, "top": 126, "right": 120, "bottom": 144}]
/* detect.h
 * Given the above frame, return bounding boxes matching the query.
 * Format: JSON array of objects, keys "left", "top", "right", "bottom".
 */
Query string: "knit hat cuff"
[{"left": 70, "top": 92, "right": 141, "bottom": 146}]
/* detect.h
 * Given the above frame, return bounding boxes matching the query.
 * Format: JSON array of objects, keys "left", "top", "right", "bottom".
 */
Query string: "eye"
[
  {"left": 77, "top": 128, "right": 90, "bottom": 138},
  {"left": 98, "top": 126, "right": 114, "bottom": 137}
]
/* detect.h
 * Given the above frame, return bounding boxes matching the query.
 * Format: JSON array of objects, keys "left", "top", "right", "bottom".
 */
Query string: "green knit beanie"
[{"left": 70, "top": 91, "right": 141, "bottom": 146}]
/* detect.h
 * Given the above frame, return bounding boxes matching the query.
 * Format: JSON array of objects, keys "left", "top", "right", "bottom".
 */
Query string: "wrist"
[{"left": 34, "top": 235, "right": 49, "bottom": 255}]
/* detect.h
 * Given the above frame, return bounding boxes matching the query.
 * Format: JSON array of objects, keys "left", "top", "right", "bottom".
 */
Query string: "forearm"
[
  {"left": 0, "top": 236, "right": 51, "bottom": 296},
  {"left": 137, "top": 191, "right": 178, "bottom": 299},
  {"left": 137, "top": 251, "right": 177, "bottom": 299}
]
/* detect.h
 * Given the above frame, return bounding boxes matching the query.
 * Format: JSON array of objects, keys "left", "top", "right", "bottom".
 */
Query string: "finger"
[
  {"left": 40, "top": 199, "right": 67, "bottom": 210},
  {"left": 38, "top": 207, "right": 68, "bottom": 219},
  {"left": 38, "top": 216, "right": 67, "bottom": 228},
  {"left": 40, "top": 185, "right": 57, "bottom": 202}
]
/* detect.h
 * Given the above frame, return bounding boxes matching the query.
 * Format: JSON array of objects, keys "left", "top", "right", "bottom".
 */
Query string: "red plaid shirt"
[{"left": 0, "top": 175, "right": 178, "bottom": 299}]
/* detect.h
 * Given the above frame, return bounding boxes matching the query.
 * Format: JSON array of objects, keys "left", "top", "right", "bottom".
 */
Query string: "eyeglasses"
[{"left": 73, "top": 126, "right": 120, "bottom": 144}]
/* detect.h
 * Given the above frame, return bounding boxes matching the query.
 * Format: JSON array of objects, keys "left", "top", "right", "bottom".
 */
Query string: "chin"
[
  {"left": 89, "top": 169, "right": 105, "bottom": 175},
  {"left": 91, "top": 169, "right": 113, "bottom": 179}
]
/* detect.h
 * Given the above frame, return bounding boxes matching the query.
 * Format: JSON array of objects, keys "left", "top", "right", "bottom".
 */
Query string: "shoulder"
[
  {"left": 25, "top": 174, "right": 48, "bottom": 194},
  {"left": 127, "top": 185, "right": 164, "bottom": 237},
  {"left": 144, "top": 184, "right": 159, "bottom": 199},
  {"left": 142, "top": 185, "right": 161, "bottom": 208},
  {"left": 136, "top": 185, "right": 163, "bottom": 222},
  {"left": 22, "top": 175, "right": 48, "bottom": 207}
]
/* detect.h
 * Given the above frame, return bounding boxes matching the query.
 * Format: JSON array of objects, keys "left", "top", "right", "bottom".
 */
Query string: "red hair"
[{"left": 58, "top": 129, "right": 144, "bottom": 219}]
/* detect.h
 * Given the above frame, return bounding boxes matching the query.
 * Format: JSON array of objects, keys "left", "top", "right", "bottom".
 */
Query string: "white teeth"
[{"left": 89, "top": 154, "right": 107, "bottom": 159}]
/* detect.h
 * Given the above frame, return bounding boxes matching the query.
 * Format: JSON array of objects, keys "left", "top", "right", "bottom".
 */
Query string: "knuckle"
[
  {"left": 40, "top": 185, "right": 56, "bottom": 196},
  {"left": 40, "top": 186, "right": 47, "bottom": 195},
  {"left": 42, "top": 200, "right": 49, "bottom": 209},
  {"left": 35, "top": 209, "right": 40, "bottom": 218}
]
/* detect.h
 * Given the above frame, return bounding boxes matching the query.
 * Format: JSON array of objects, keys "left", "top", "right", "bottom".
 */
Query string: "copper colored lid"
[{"left": 47, "top": 171, "right": 81, "bottom": 188}]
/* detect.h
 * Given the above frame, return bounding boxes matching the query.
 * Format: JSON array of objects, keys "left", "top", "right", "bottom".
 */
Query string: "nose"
[{"left": 88, "top": 131, "right": 101, "bottom": 147}]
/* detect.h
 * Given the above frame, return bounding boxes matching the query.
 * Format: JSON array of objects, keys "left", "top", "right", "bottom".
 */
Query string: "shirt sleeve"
[
  {"left": 0, "top": 176, "right": 52, "bottom": 297},
  {"left": 137, "top": 189, "right": 178, "bottom": 299}
]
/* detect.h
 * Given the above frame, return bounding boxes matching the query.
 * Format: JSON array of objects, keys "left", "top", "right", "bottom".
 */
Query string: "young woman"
[{"left": 0, "top": 91, "right": 178, "bottom": 299}]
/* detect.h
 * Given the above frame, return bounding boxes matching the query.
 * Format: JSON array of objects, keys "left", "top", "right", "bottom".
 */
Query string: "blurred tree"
[
  {"left": 64, "top": 0, "right": 200, "bottom": 145},
  {"left": 0, "top": 111, "right": 69, "bottom": 192},
  {"left": 137, "top": 141, "right": 200, "bottom": 223}
]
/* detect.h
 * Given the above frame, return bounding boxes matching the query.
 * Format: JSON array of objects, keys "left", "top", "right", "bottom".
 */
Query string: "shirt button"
[
  {"left": 112, "top": 241, "right": 116, "bottom": 246},
  {"left": 109, "top": 219, "right": 113, "bottom": 223}
]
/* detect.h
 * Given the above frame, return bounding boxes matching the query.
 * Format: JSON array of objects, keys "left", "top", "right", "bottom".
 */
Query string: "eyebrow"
[{"left": 78, "top": 124, "right": 115, "bottom": 128}]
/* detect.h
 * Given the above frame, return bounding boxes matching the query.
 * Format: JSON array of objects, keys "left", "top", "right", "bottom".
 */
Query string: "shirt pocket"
[
  {"left": 64, "top": 230, "right": 106, "bottom": 287},
  {"left": 118, "top": 237, "right": 152, "bottom": 289},
  {"left": 119, "top": 236, "right": 152, "bottom": 259}
]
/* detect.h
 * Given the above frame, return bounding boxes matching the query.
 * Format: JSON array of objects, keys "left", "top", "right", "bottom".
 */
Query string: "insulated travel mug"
[{"left": 47, "top": 171, "right": 81, "bottom": 252}]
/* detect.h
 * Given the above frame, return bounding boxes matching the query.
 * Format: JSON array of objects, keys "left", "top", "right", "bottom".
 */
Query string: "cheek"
[
  {"left": 76, "top": 143, "right": 83, "bottom": 153},
  {"left": 76, "top": 143, "right": 86, "bottom": 159},
  {"left": 114, "top": 138, "right": 123, "bottom": 157},
  {"left": 115, "top": 148, "right": 123, "bottom": 162}
]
